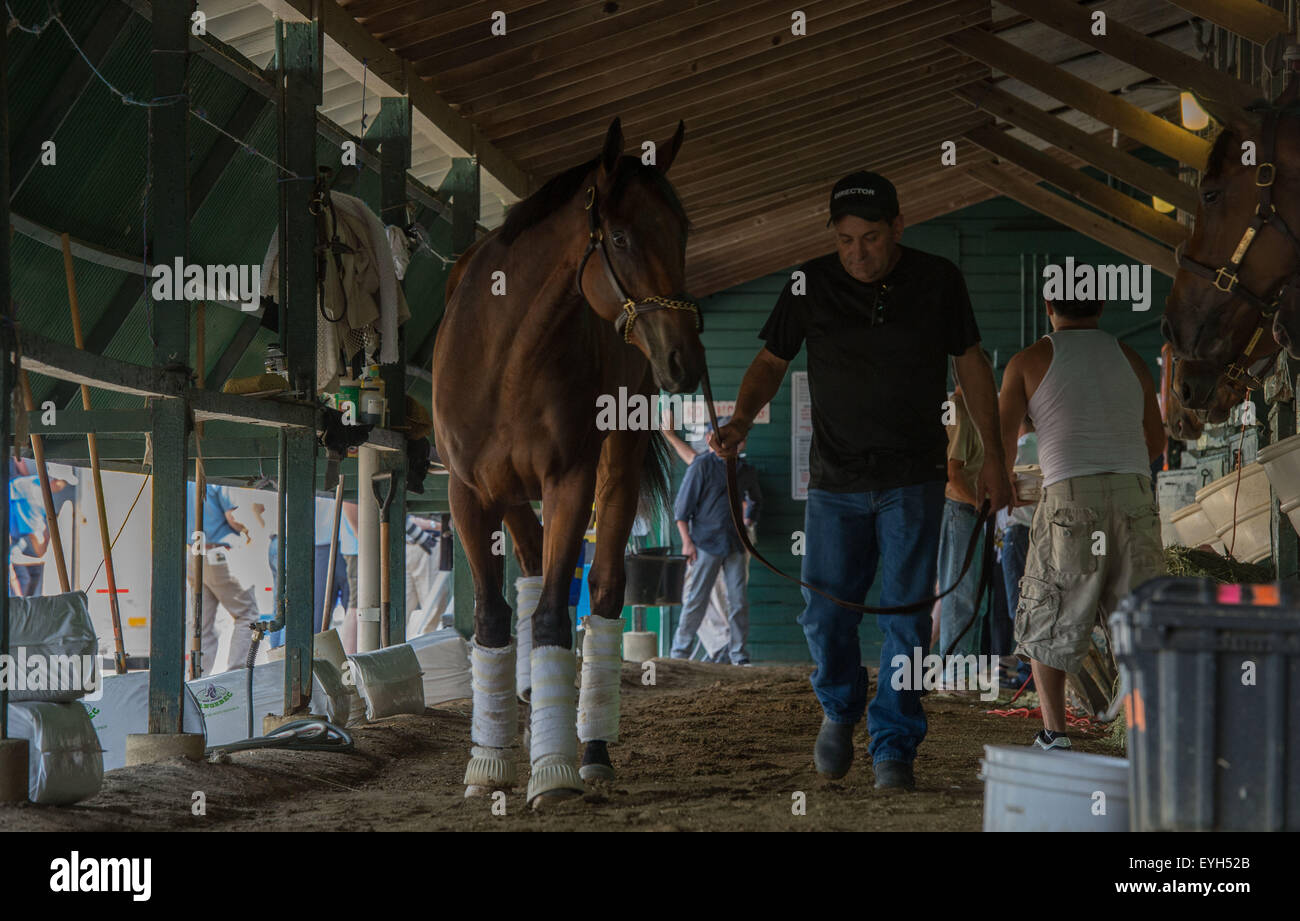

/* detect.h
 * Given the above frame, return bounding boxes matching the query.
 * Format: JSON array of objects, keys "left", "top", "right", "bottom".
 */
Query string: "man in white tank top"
[{"left": 997, "top": 293, "right": 1166, "bottom": 751}]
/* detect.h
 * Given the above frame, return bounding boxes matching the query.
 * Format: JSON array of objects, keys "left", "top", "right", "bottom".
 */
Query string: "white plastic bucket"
[
  {"left": 1169, "top": 503, "right": 1226, "bottom": 554},
  {"left": 979, "top": 745, "right": 1129, "bottom": 832},
  {"left": 1195, "top": 464, "right": 1270, "bottom": 534},
  {"left": 1215, "top": 506, "right": 1273, "bottom": 563},
  {"left": 1258, "top": 432, "right": 1300, "bottom": 508}
]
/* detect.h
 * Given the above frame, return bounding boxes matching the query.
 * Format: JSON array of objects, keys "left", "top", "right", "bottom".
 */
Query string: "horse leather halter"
[
  {"left": 1177, "top": 106, "right": 1300, "bottom": 389},
  {"left": 577, "top": 184, "right": 701, "bottom": 342}
]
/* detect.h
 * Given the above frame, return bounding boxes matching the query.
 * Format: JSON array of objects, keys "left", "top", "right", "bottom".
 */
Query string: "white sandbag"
[
  {"left": 7, "top": 700, "right": 103, "bottom": 804},
  {"left": 407, "top": 630, "right": 471, "bottom": 705},
  {"left": 188, "top": 661, "right": 285, "bottom": 748},
  {"left": 82, "top": 670, "right": 206, "bottom": 772},
  {"left": 347, "top": 645, "right": 425, "bottom": 720},
  {"left": 309, "top": 658, "right": 349, "bottom": 726},
  {"left": 5, "top": 591, "right": 99, "bottom": 702}
]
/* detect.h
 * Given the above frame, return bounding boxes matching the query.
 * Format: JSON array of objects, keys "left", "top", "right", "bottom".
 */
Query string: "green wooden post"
[
  {"left": 147, "top": 1, "right": 191, "bottom": 735},
  {"left": 379, "top": 97, "right": 411, "bottom": 644},
  {"left": 444, "top": 156, "right": 480, "bottom": 641},
  {"left": 279, "top": 20, "right": 321, "bottom": 711},
  {"left": 1, "top": 17, "right": 11, "bottom": 739},
  {"left": 440, "top": 157, "right": 479, "bottom": 257}
]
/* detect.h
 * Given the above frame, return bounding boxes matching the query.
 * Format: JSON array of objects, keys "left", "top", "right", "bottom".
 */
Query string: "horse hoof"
[
  {"left": 464, "top": 784, "right": 505, "bottom": 798},
  {"left": 529, "top": 787, "right": 583, "bottom": 810},
  {"left": 526, "top": 754, "right": 584, "bottom": 805},
  {"left": 579, "top": 763, "right": 615, "bottom": 782},
  {"left": 463, "top": 747, "right": 517, "bottom": 790}
]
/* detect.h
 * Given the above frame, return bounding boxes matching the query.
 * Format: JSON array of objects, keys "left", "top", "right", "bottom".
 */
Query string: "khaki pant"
[
  {"left": 187, "top": 550, "right": 260, "bottom": 674},
  {"left": 1015, "top": 473, "right": 1165, "bottom": 674}
]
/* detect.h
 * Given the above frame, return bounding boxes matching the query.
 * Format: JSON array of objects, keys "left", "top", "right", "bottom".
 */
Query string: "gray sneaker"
[
  {"left": 813, "top": 717, "right": 856, "bottom": 778},
  {"left": 873, "top": 760, "right": 915, "bottom": 791}
]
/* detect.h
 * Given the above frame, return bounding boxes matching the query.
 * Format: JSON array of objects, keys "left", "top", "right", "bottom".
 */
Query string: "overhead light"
[
  {"left": 1181, "top": 91, "right": 1210, "bottom": 131},
  {"left": 1153, "top": 195, "right": 1176, "bottom": 214}
]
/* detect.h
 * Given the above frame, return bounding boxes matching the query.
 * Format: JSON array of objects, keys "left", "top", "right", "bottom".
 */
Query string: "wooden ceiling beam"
[
  {"left": 517, "top": 49, "right": 983, "bottom": 173},
  {"left": 438, "top": 0, "right": 897, "bottom": 103},
  {"left": 997, "top": 0, "right": 1261, "bottom": 114},
  {"left": 256, "top": 0, "right": 532, "bottom": 197},
  {"left": 1164, "top": 0, "right": 1289, "bottom": 47},
  {"left": 488, "top": 0, "right": 988, "bottom": 143},
  {"left": 521, "top": 51, "right": 981, "bottom": 176},
  {"left": 967, "top": 162, "right": 1177, "bottom": 276},
  {"left": 965, "top": 124, "right": 1190, "bottom": 248},
  {"left": 945, "top": 27, "right": 1212, "bottom": 167},
  {"left": 952, "top": 82, "right": 1199, "bottom": 213},
  {"left": 679, "top": 114, "right": 990, "bottom": 206}
]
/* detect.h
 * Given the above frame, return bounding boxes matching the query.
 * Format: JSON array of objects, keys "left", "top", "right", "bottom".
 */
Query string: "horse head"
[
  {"left": 576, "top": 118, "right": 706, "bottom": 394},
  {"left": 1169, "top": 357, "right": 1240, "bottom": 439},
  {"left": 1164, "top": 81, "right": 1300, "bottom": 407}
]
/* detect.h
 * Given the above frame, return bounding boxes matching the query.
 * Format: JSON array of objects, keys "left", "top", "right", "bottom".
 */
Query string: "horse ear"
[
  {"left": 600, "top": 118, "right": 623, "bottom": 178},
  {"left": 657, "top": 121, "right": 686, "bottom": 174},
  {"left": 1193, "top": 90, "right": 1262, "bottom": 140}
]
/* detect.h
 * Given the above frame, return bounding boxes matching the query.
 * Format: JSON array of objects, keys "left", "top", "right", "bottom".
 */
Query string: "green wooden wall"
[{"left": 682, "top": 195, "right": 1172, "bottom": 664}]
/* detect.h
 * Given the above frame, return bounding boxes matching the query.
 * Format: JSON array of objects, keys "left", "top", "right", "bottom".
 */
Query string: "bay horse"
[
  {"left": 1164, "top": 80, "right": 1300, "bottom": 406},
  {"left": 431, "top": 118, "right": 705, "bottom": 806}
]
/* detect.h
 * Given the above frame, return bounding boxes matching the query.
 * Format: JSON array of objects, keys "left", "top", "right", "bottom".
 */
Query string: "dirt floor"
[{"left": 0, "top": 659, "right": 1124, "bottom": 831}]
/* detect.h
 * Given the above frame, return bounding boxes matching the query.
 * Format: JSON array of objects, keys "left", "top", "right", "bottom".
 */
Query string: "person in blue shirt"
[
  {"left": 670, "top": 416, "right": 763, "bottom": 665},
  {"left": 8, "top": 470, "right": 76, "bottom": 597},
  {"left": 186, "top": 482, "right": 258, "bottom": 674}
]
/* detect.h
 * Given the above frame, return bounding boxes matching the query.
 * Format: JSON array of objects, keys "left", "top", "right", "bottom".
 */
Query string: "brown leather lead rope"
[{"left": 699, "top": 363, "right": 992, "bottom": 617}]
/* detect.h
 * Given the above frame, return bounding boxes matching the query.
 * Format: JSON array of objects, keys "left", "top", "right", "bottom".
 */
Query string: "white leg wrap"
[
  {"left": 526, "top": 645, "right": 582, "bottom": 802},
  {"left": 514, "top": 576, "right": 542, "bottom": 703},
  {"left": 464, "top": 641, "right": 517, "bottom": 791},
  {"left": 578, "top": 615, "right": 622, "bottom": 744}
]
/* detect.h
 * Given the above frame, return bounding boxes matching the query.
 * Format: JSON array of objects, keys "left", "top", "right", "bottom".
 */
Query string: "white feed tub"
[
  {"left": 979, "top": 745, "right": 1129, "bottom": 832},
  {"left": 1169, "top": 502, "right": 1226, "bottom": 554},
  {"left": 1215, "top": 506, "right": 1273, "bottom": 563},
  {"left": 1195, "top": 464, "right": 1270, "bottom": 535},
  {"left": 1258, "top": 432, "right": 1300, "bottom": 523}
]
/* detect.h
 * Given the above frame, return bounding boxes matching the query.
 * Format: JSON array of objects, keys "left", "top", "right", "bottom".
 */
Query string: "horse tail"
[{"left": 639, "top": 430, "right": 673, "bottom": 520}]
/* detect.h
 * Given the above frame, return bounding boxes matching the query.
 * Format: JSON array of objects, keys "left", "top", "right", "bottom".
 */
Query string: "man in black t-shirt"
[{"left": 710, "top": 171, "right": 1010, "bottom": 791}]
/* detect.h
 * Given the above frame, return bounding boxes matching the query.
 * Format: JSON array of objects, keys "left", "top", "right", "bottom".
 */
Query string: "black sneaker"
[
  {"left": 813, "top": 717, "right": 855, "bottom": 778},
  {"left": 1033, "top": 729, "right": 1071, "bottom": 751},
  {"left": 873, "top": 760, "right": 915, "bottom": 791}
]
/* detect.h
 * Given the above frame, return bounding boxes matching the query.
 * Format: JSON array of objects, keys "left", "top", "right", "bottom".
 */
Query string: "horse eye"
[
  {"left": 610, "top": 231, "right": 628, "bottom": 249},
  {"left": 1202, "top": 189, "right": 1220, "bottom": 205}
]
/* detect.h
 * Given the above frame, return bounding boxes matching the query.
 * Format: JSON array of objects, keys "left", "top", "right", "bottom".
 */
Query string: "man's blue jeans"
[
  {"left": 938, "top": 498, "right": 983, "bottom": 659},
  {"left": 798, "top": 481, "right": 944, "bottom": 766},
  {"left": 1001, "top": 522, "right": 1033, "bottom": 682},
  {"left": 671, "top": 546, "right": 750, "bottom": 664}
]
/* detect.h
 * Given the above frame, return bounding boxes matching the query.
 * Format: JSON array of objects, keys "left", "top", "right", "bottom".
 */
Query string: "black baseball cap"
[{"left": 827, "top": 170, "right": 899, "bottom": 226}]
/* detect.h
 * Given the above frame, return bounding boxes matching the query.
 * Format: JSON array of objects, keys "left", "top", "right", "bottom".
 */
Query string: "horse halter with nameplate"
[
  {"left": 1177, "top": 106, "right": 1300, "bottom": 388},
  {"left": 576, "top": 184, "right": 701, "bottom": 344}
]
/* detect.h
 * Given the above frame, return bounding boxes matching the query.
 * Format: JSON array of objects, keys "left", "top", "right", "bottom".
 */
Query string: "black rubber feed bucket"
[
  {"left": 1110, "top": 576, "right": 1300, "bottom": 831},
  {"left": 623, "top": 547, "right": 687, "bottom": 606}
]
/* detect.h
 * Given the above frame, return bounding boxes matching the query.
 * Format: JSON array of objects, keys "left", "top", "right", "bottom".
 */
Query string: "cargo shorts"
[{"left": 1015, "top": 473, "right": 1166, "bottom": 674}]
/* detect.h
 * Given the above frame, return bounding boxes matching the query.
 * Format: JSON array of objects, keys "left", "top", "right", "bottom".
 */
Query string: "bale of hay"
[{"left": 1163, "top": 545, "right": 1275, "bottom": 584}]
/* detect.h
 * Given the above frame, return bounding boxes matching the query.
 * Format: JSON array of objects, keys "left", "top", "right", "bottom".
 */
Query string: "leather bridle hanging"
[{"left": 1178, "top": 106, "right": 1300, "bottom": 389}]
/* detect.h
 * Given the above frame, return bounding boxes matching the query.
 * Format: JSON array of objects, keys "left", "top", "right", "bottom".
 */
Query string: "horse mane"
[{"left": 497, "top": 155, "right": 691, "bottom": 246}]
